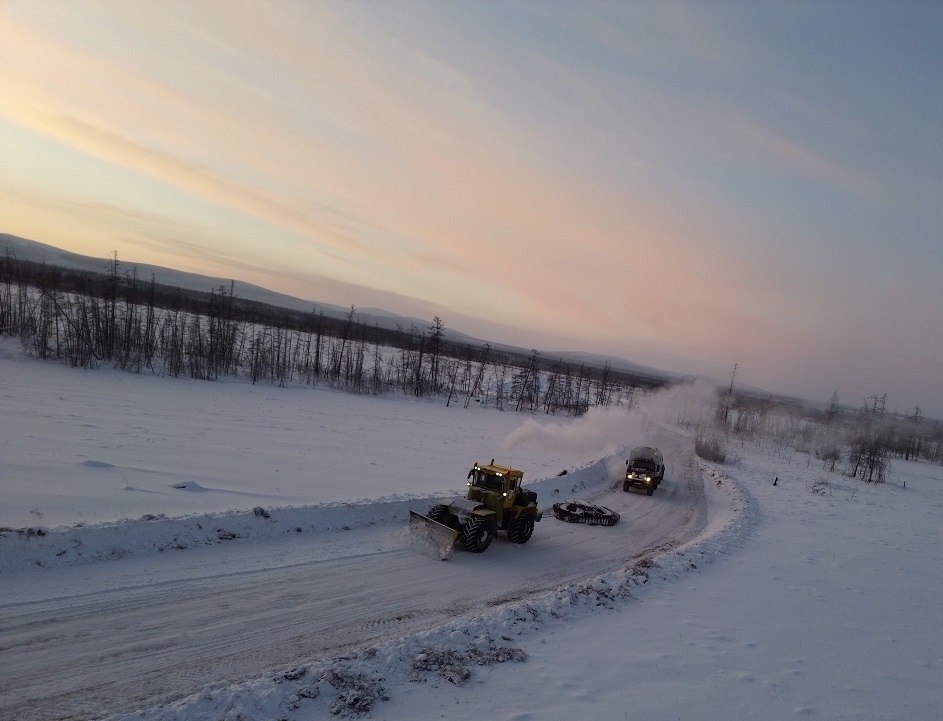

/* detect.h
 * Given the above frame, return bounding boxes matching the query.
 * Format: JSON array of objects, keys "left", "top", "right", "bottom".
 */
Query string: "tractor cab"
[{"left": 467, "top": 461, "right": 523, "bottom": 509}]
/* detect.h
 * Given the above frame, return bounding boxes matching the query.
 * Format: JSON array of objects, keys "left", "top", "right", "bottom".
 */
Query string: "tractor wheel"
[
  {"left": 507, "top": 515, "right": 535, "bottom": 544},
  {"left": 461, "top": 517, "right": 495, "bottom": 553},
  {"left": 428, "top": 504, "right": 453, "bottom": 527}
]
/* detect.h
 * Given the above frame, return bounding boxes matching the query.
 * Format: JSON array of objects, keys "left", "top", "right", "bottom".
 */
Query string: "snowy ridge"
[
  {"left": 0, "top": 496, "right": 426, "bottom": 574},
  {"left": 0, "top": 459, "right": 609, "bottom": 574},
  {"left": 101, "top": 459, "right": 752, "bottom": 720}
]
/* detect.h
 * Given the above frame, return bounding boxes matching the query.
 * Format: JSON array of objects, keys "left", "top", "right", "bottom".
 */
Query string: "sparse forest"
[
  {"left": 692, "top": 383, "right": 943, "bottom": 482},
  {"left": 0, "top": 252, "right": 657, "bottom": 415},
  {"left": 3, "top": 251, "right": 941, "bottom": 480}
]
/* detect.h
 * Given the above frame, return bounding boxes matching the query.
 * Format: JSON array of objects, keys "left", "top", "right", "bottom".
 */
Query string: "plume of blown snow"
[
  {"left": 640, "top": 377, "right": 721, "bottom": 428},
  {"left": 500, "top": 379, "right": 721, "bottom": 466},
  {"left": 500, "top": 406, "right": 645, "bottom": 459}
]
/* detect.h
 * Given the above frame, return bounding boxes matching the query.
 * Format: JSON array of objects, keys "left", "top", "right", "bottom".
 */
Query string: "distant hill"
[
  {"left": 2, "top": 232, "right": 680, "bottom": 383},
  {"left": 0, "top": 233, "right": 434, "bottom": 333}
]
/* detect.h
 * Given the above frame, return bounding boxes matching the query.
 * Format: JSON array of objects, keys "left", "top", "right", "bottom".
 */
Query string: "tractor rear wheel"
[
  {"left": 461, "top": 517, "right": 495, "bottom": 553},
  {"left": 507, "top": 515, "right": 535, "bottom": 543}
]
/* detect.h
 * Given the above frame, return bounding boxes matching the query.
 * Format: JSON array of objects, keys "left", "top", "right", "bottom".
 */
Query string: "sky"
[{"left": 1, "top": 1, "right": 942, "bottom": 417}]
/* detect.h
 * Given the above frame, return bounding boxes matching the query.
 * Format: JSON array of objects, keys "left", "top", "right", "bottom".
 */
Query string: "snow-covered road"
[{"left": 1, "top": 428, "right": 705, "bottom": 721}]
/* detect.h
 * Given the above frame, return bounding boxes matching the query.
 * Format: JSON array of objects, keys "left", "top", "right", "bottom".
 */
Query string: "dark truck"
[{"left": 623, "top": 446, "right": 665, "bottom": 496}]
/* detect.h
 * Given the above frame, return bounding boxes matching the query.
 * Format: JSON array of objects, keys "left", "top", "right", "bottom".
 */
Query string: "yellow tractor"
[{"left": 410, "top": 461, "right": 542, "bottom": 555}]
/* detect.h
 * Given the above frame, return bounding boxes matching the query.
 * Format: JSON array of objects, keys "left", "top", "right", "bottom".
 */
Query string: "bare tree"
[
  {"left": 825, "top": 389, "right": 840, "bottom": 426},
  {"left": 428, "top": 316, "right": 444, "bottom": 393},
  {"left": 513, "top": 350, "right": 540, "bottom": 412},
  {"left": 849, "top": 393, "right": 891, "bottom": 483},
  {"left": 717, "top": 363, "right": 738, "bottom": 428},
  {"left": 906, "top": 407, "right": 923, "bottom": 461},
  {"left": 464, "top": 343, "right": 491, "bottom": 409}
]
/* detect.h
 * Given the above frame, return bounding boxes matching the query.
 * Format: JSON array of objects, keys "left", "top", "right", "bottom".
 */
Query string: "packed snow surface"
[{"left": 1, "top": 340, "right": 941, "bottom": 720}]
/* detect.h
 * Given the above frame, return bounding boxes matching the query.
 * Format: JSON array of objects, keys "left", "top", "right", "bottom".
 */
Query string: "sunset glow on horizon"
[{"left": 2, "top": 1, "right": 941, "bottom": 416}]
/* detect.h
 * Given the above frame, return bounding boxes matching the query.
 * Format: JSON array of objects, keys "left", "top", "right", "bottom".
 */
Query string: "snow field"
[{"left": 2, "top": 340, "right": 942, "bottom": 720}]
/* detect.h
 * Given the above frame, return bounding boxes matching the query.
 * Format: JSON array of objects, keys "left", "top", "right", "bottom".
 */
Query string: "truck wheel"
[
  {"left": 623, "top": 480, "right": 630, "bottom": 492},
  {"left": 507, "top": 516, "right": 535, "bottom": 543},
  {"left": 646, "top": 486, "right": 654, "bottom": 496},
  {"left": 461, "top": 517, "right": 495, "bottom": 553}
]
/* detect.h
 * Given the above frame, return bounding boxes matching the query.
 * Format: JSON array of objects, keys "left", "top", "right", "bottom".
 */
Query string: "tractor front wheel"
[
  {"left": 428, "top": 504, "right": 455, "bottom": 528},
  {"left": 461, "top": 517, "right": 495, "bottom": 553}
]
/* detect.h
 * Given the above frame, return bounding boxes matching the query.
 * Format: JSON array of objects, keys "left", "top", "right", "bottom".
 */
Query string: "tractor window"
[{"left": 472, "top": 473, "right": 503, "bottom": 492}]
